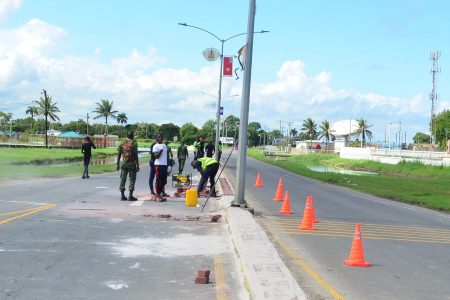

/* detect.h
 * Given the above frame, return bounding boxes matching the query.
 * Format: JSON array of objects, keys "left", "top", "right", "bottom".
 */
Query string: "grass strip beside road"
[
  {"left": 0, "top": 147, "right": 150, "bottom": 182},
  {"left": 0, "top": 147, "right": 117, "bottom": 164},
  {"left": 248, "top": 148, "right": 450, "bottom": 212}
]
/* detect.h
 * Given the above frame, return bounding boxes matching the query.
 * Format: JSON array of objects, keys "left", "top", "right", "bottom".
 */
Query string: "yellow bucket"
[{"left": 185, "top": 189, "right": 198, "bottom": 207}]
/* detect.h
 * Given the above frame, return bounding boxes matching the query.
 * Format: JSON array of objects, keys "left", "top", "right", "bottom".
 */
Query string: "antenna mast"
[{"left": 429, "top": 51, "right": 441, "bottom": 144}]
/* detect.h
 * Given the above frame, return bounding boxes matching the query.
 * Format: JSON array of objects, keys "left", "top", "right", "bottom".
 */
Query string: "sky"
[{"left": 1, "top": 0, "right": 450, "bottom": 142}]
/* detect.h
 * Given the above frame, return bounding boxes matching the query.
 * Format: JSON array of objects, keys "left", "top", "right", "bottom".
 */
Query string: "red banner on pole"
[{"left": 223, "top": 56, "right": 233, "bottom": 77}]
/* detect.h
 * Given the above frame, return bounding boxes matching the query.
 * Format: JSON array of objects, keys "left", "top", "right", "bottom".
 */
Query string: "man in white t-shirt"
[{"left": 152, "top": 133, "right": 168, "bottom": 201}]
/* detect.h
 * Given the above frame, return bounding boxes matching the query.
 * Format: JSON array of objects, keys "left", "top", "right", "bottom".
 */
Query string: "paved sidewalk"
[
  {"left": 133, "top": 167, "right": 307, "bottom": 299},
  {"left": 216, "top": 176, "right": 307, "bottom": 300}
]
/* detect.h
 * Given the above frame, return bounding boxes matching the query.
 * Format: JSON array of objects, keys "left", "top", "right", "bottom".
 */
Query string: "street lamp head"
[
  {"left": 178, "top": 22, "right": 188, "bottom": 26},
  {"left": 259, "top": 30, "right": 269, "bottom": 33}
]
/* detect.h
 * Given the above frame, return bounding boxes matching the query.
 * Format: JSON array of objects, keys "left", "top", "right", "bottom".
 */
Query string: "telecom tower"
[{"left": 429, "top": 51, "right": 441, "bottom": 144}]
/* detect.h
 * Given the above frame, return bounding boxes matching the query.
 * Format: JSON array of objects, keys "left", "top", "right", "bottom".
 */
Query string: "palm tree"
[
  {"left": 355, "top": 118, "right": 373, "bottom": 147},
  {"left": 301, "top": 117, "right": 318, "bottom": 149},
  {"left": 35, "top": 89, "right": 60, "bottom": 148},
  {"left": 25, "top": 105, "right": 39, "bottom": 130},
  {"left": 93, "top": 99, "right": 118, "bottom": 147},
  {"left": 116, "top": 112, "right": 128, "bottom": 138},
  {"left": 318, "top": 120, "right": 335, "bottom": 151}
]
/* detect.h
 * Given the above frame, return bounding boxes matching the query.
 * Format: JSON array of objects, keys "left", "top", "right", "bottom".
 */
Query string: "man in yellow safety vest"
[{"left": 191, "top": 157, "right": 219, "bottom": 197}]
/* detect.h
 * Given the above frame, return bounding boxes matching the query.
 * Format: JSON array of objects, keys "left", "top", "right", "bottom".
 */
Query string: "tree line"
[{"left": 2, "top": 89, "right": 450, "bottom": 149}]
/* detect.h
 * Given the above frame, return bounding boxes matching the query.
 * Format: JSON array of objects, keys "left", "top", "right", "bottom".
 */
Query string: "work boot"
[
  {"left": 128, "top": 191, "right": 137, "bottom": 201},
  {"left": 120, "top": 191, "right": 127, "bottom": 201},
  {"left": 155, "top": 195, "right": 167, "bottom": 202}
]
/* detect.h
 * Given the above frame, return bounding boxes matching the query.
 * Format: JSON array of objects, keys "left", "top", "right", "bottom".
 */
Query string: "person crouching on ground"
[
  {"left": 116, "top": 131, "right": 139, "bottom": 201},
  {"left": 81, "top": 136, "right": 96, "bottom": 179},
  {"left": 191, "top": 157, "right": 219, "bottom": 197},
  {"left": 152, "top": 133, "right": 168, "bottom": 202}
]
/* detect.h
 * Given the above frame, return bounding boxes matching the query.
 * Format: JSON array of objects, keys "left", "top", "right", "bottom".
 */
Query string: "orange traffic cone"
[
  {"left": 343, "top": 224, "right": 371, "bottom": 267},
  {"left": 279, "top": 191, "right": 293, "bottom": 214},
  {"left": 307, "top": 195, "right": 319, "bottom": 223},
  {"left": 272, "top": 178, "right": 284, "bottom": 201},
  {"left": 254, "top": 172, "right": 263, "bottom": 188},
  {"left": 298, "top": 200, "right": 316, "bottom": 230}
]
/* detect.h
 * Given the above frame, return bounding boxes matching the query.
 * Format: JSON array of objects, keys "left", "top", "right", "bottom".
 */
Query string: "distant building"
[{"left": 47, "top": 129, "right": 62, "bottom": 136}]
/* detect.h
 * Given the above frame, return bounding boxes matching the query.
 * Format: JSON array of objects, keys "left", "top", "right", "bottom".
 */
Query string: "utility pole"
[
  {"left": 285, "top": 121, "right": 293, "bottom": 151},
  {"left": 430, "top": 51, "right": 441, "bottom": 144},
  {"left": 234, "top": 0, "right": 256, "bottom": 207},
  {"left": 86, "top": 113, "right": 90, "bottom": 135}
]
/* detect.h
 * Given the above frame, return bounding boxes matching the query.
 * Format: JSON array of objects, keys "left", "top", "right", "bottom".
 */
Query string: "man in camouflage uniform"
[
  {"left": 177, "top": 141, "right": 189, "bottom": 173},
  {"left": 116, "top": 131, "right": 139, "bottom": 201}
]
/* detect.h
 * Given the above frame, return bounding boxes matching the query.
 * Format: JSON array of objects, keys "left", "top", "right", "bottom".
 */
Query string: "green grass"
[
  {"left": 0, "top": 147, "right": 117, "bottom": 164},
  {"left": 0, "top": 147, "right": 150, "bottom": 181},
  {"left": 248, "top": 148, "right": 450, "bottom": 212}
]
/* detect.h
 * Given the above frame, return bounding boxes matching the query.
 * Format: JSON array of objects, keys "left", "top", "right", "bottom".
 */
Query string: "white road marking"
[
  {"left": 105, "top": 281, "right": 129, "bottom": 290},
  {"left": 95, "top": 186, "right": 110, "bottom": 189},
  {"left": 129, "top": 263, "right": 140, "bottom": 269},
  {"left": 352, "top": 194, "right": 450, "bottom": 220},
  {"left": 129, "top": 200, "right": 144, "bottom": 206},
  {"left": 108, "top": 218, "right": 124, "bottom": 223},
  {"left": 0, "top": 200, "right": 48, "bottom": 206}
]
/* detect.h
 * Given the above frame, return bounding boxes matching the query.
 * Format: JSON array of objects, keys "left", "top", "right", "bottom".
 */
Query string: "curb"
[{"left": 218, "top": 177, "right": 307, "bottom": 300}]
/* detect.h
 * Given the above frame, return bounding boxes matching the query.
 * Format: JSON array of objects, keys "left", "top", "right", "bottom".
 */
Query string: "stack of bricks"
[
  {"left": 173, "top": 186, "right": 190, "bottom": 198},
  {"left": 195, "top": 269, "right": 210, "bottom": 284}
]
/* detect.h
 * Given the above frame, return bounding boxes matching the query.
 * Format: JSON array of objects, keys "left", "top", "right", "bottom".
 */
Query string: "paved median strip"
[
  {"left": 0, "top": 204, "right": 56, "bottom": 225},
  {"left": 268, "top": 218, "right": 450, "bottom": 244}
]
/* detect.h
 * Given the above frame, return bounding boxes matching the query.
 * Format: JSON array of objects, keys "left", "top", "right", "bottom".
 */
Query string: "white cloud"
[
  {"left": 251, "top": 60, "right": 430, "bottom": 139},
  {"left": 0, "top": 16, "right": 437, "bottom": 141},
  {"left": 0, "top": 0, "right": 21, "bottom": 24}
]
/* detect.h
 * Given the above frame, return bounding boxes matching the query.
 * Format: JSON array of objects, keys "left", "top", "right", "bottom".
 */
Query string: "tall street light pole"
[
  {"left": 234, "top": 0, "right": 258, "bottom": 207},
  {"left": 178, "top": 22, "right": 267, "bottom": 161}
]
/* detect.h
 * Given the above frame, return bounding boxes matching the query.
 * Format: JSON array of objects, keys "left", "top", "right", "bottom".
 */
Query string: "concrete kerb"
[{"left": 218, "top": 175, "right": 307, "bottom": 300}]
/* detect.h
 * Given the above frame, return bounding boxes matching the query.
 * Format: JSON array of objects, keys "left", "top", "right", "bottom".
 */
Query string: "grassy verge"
[
  {"left": 248, "top": 148, "right": 450, "bottom": 212},
  {"left": 0, "top": 148, "right": 150, "bottom": 181}
]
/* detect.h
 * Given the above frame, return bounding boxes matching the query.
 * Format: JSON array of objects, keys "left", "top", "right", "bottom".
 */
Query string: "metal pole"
[
  {"left": 215, "top": 41, "right": 224, "bottom": 161},
  {"left": 86, "top": 113, "right": 90, "bottom": 135},
  {"left": 388, "top": 122, "right": 392, "bottom": 149},
  {"left": 233, "top": 0, "right": 256, "bottom": 207}
]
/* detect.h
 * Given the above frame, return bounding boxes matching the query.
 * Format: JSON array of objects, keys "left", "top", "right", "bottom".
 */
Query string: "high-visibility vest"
[
  {"left": 197, "top": 157, "right": 218, "bottom": 171},
  {"left": 193, "top": 141, "right": 199, "bottom": 150}
]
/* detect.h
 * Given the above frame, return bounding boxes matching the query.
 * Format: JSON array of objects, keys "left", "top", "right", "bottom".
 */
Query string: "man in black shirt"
[
  {"left": 81, "top": 136, "right": 96, "bottom": 179},
  {"left": 205, "top": 141, "right": 215, "bottom": 158}
]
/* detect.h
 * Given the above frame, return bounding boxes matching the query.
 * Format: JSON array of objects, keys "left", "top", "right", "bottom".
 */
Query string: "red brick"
[
  {"left": 198, "top": 269, "right": 210, "bottom": 278},
  {"left": 195, "top": 276, "right": 209, "bottom": 284},
  {"left": 210, "top": 215, "right": 222, "bottom": 223}
]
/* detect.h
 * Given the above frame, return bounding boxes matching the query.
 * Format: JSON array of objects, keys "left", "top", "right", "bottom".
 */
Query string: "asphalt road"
[
  {"left": 0, "top": 161, "right": 246, "bottom": 300},
  {"left": 223, "top": 150, "right": 450, "bottom": 300}
]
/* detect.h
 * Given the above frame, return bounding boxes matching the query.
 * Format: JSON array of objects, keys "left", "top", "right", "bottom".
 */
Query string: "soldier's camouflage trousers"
[{"left": 119, "top": 161, "right": 137, "bottom": 192}]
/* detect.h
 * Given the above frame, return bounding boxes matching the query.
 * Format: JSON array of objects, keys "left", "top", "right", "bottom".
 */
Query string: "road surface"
[
  {"left": 0, "top": 162, "right": 246, "bottom": 300},
  {"left": 223, "top": 150, "right": 450, "bottom": 299}
]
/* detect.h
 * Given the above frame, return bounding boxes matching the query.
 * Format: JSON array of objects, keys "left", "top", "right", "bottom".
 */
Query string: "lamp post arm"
[
  {"left": 224, "top": 30, "right": 269, "bottom": 43},
  {"left": 224, "top": 32, "right": 247, "bottom": 42},
  {"left": 178, "top": 23, "right": 222, "bottom": 42}
]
